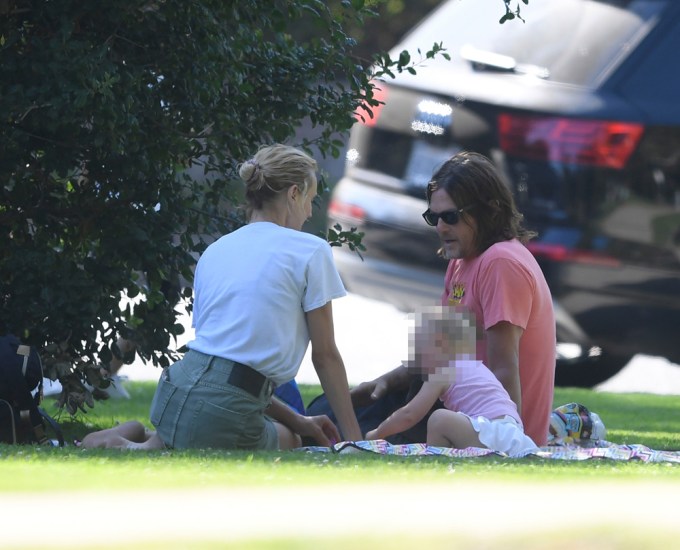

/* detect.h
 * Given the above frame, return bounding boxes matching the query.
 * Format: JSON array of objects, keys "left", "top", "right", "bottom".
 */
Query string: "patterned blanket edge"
[{"left": 300, "top": 439, "right": 680, "bottom": 463}]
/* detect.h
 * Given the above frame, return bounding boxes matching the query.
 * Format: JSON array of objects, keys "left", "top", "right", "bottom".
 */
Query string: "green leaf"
[{"left": 398, "top": 50, "right": 411, "bottom": 67}]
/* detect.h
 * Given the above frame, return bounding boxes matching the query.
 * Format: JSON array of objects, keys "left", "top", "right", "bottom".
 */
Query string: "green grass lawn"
[
  {"left": 1, "top": 382, "right": 678, "bottom": 494},
  {"left": 2, "top": 382, "right": 679, "bottom": 549},
  {"left": 34, "top": 382, "right": 680, "bottom": 449}
]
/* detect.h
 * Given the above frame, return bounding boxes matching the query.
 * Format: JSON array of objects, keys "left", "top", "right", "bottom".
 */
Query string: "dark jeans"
[{"left": 306, "top": 378, "right": 444, "bottom": 444}]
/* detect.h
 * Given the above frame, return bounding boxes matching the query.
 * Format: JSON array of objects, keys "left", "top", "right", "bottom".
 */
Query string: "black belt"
[{"left": 227, "top": 361, "right": 268, "bottom": 398}]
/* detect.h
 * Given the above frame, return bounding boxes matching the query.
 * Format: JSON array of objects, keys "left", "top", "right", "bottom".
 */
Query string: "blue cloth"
[{"left": 274, "top": 379, "right": 305, "bottom": 415}]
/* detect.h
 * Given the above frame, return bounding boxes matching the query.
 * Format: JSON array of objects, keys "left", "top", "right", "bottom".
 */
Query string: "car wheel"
[{"left": 555, "top": 351, "right": 633, "bottom": 388}]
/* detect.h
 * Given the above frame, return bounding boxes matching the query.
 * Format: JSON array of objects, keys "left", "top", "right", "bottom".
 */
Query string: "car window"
[
  {"left": 397, "top": 0, "right": 669, "bottom": 86},
  {"left": 617, "top": 12, "right": 680, "bottom": 120}
]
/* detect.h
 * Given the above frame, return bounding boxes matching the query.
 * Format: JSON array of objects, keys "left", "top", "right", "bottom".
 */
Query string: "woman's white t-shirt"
[{"left": 188, "top": 222, "right": 346, "bottom": 385}]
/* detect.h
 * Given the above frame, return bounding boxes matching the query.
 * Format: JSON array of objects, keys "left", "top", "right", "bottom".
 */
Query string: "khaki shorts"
[{"left": 150, "top": 350, "right": 278, "bottom": 450}]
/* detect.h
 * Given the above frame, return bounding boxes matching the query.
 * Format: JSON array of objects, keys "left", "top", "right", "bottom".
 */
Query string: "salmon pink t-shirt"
[{"left": 442, "top": 239, "right": 555, "bottom": 445}]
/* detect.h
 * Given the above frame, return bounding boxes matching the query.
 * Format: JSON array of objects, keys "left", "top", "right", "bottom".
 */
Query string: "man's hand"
[
  {"left": 349, "top": 365, "right": 409, "bottom": 407},
  {"left": 349, "top": 378, "right": 389, "bottom": 407}
]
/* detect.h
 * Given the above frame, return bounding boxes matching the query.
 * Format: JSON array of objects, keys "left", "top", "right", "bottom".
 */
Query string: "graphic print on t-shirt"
[{"left": 448, "top": 283, "right": 465, "bottom": 305}]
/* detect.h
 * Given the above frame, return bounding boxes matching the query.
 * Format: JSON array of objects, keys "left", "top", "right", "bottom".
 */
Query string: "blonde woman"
[{"left": 82, "top": 144, "right": 361, "bottom": 450}]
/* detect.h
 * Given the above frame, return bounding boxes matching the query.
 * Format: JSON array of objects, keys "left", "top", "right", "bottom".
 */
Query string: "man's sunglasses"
[{"left": 421, "top": 205, "right": 472, "bottom": 226}]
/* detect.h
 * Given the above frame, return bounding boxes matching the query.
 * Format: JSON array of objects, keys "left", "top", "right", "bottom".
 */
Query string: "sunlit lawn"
[
  {"left": 2, "top": 382, "right": 679, "bottom": 549},
  {"left": 1, "top": 382, "right": 679, "bottom": 494}
]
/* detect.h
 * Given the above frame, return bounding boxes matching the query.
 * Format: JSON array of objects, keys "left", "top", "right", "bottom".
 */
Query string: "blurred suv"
[{"left": 328, "top": 0, "right": 680, "bottom": 386}]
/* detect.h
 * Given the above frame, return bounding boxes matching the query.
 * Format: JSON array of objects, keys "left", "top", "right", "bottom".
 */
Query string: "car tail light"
[
  {"left": 355, "top": 81, "right": 388, "bottom": 127},
  {"left": 526, "top": 242, "right": 621, "bottom": 268},
  {"left": 328, "top": 199, "right": 366, "bottom": 222},
  {"left": 498, "top": 113, "right": 644, "bottom": 169}
]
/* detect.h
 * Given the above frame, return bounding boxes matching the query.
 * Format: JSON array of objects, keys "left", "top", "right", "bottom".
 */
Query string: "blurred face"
[
  {"left": 407, "top": 307, "right": 479, "bottom": 384},
  {"left": 429, "top": 188, "right": 478, "bottom": 260},
  {"left": 418, "top": 329, "right": 454, "bottom": 376}
]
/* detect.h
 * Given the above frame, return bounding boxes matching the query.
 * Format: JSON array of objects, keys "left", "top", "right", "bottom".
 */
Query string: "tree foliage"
[
  {"left": 0, "top": 0, "right": 525, "bottom": 414},
  {"left": 0, "top": 0, "right": 448, "bottom": 412},
  {"left": 501, "top": 0, "right": 530, "bottom": 23}
]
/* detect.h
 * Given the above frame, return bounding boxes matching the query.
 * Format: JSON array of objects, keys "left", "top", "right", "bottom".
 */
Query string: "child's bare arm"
[{"left": 366, "top": 382, "right": 446, "bottom": 440}]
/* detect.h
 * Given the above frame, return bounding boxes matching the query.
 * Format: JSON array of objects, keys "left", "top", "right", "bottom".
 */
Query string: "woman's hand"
[
  {"left": 295, "top": 414, "right": 342, "bottom": 446},
  {"left": 365, "top": 428, "right": 379, "bottom": 440}
]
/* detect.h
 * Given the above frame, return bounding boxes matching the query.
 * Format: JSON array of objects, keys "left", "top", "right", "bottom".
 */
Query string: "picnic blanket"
[{"left": 302, "top": 439, "right": 680, "bottom": 463}]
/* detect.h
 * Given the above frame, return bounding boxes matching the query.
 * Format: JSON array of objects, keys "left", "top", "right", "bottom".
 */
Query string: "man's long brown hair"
[{"left": 425, "top": 151, "right": 536, "bottom": 255}]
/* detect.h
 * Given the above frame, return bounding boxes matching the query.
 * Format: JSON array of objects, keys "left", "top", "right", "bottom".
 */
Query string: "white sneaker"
[
  {"left": 102, "top": 374, "right": 131, "bottom": 400},
  {"left": 41, "top": 378, "right": 63, "bottom": 398}
]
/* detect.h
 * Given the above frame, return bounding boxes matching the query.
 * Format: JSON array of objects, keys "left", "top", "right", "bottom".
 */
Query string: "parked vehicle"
[{"left": 328, "top": 0, "right": 680, "bottom": 386}]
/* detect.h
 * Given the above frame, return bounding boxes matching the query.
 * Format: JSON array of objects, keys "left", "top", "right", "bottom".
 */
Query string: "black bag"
[{"left": 0, "top": 334, "right": 64, "bottom": 446}]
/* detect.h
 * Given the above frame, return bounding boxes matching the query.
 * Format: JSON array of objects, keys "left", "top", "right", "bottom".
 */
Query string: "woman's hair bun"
[{"left": 239, "top": 159, "right": 260, "bottom": 184}]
